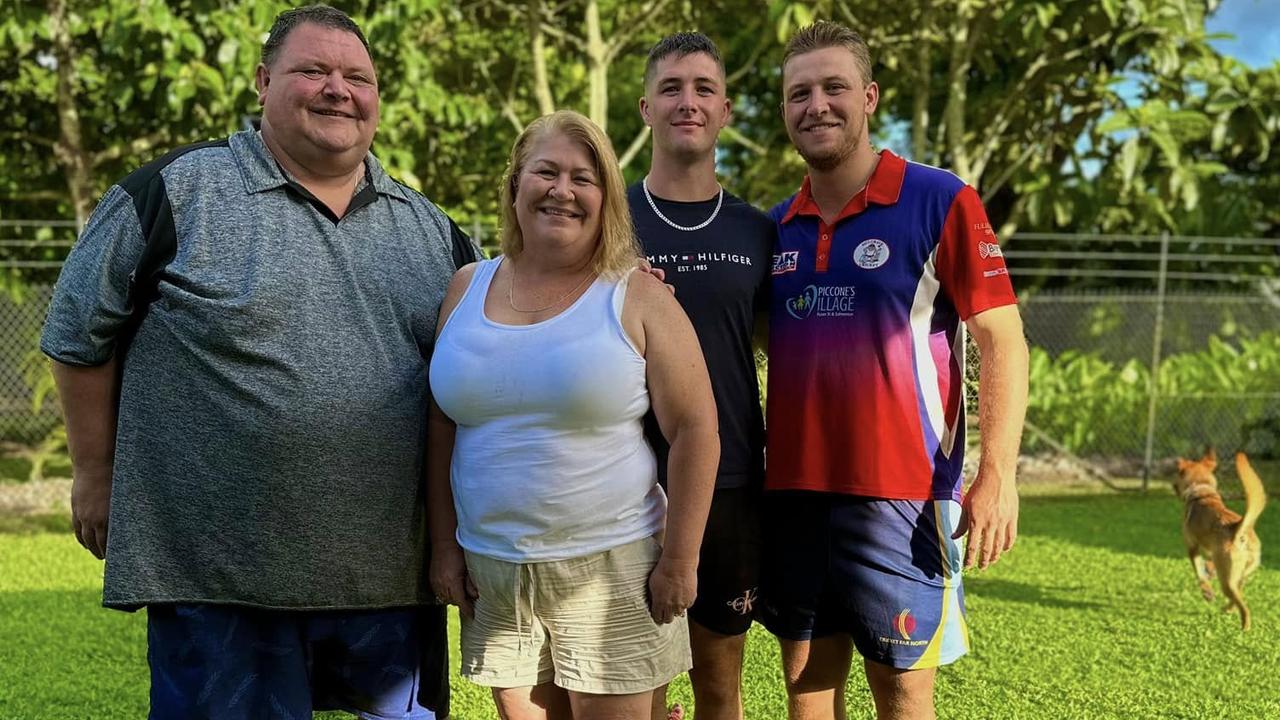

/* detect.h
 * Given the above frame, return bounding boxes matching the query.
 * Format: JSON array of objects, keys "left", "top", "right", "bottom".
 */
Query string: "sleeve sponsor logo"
[
  {"left": 978, "top": 241, "right": 1003, "bottom": 259},
  {"left": 853, "top": 239, "right": 890, "bottom": 269},
  {"left": 983, "top": 267, "right": 1008, "bottom": 278},
  {"left": 772, "top": 251, "right": 799, "bottom": 275},
  {"left": 973, "top": 222, "right": 995, "bottom": 237}
]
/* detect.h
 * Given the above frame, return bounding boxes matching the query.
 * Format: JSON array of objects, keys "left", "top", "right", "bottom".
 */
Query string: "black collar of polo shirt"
[{"left": 278, "top": 163, "right": 380, "bottom": 226}]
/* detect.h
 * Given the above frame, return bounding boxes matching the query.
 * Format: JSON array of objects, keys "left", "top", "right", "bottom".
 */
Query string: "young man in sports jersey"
[
  {"left": 761, "top": 21, "right": 1029, "bottom": 720},
  {"left": 628, "top": 32, "right": 774, "bottom": 720}
]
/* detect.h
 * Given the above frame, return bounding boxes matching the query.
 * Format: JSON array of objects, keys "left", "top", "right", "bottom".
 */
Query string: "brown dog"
[{"left": 1174, "top": 449, "right": 1266, "bottom": 630}]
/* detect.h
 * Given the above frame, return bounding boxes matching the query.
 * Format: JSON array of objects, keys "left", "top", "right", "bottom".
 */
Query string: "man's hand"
[
  {"left": 637, "top": 259, "right": 673, "bottom": 294},
  {"left": 952, "top": 471, "right": 1018, "bottom": 569},
  {"left": 71, "top": 469, "right": 112, "bottom": 560},
  {"left": 648, "top": 555, "right": 697, "bottom": 624},
  {"left": 429, "top": 540, "right": 478, "bottom": 618}
]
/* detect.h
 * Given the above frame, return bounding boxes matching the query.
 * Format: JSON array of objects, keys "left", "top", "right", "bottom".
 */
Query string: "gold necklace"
[{"left": 507, "top": 261, "right": 596, "bottom": 314}]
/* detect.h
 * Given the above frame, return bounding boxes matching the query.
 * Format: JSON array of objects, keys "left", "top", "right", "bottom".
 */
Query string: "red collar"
[{"left": 780, "top": 149, "right": 907, "bottom": 225}]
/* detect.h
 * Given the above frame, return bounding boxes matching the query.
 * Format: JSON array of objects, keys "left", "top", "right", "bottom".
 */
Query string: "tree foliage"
[{"left": 1, "top": 0, "right": 1276, "bottom": 249}]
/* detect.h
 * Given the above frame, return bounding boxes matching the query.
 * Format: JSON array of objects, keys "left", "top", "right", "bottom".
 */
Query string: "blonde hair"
[
  {"left": 499, "top": 110, "right": 641, "bottom": 279},
  {"left": 783, "top": 21, "right": 873, "bottom": 87}
]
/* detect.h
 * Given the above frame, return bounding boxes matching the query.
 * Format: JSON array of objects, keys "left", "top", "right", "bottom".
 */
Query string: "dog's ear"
[
  {"left": 1177, "top": 458, "right": 1189, "bottom": 471},
  {"left": 1204, "top": 446, "right": 1217, "bottom": 468}
]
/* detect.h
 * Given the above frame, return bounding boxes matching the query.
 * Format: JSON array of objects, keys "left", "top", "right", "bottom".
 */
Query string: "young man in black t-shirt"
[{"left": 628, "top": 32, "right": 774, "bottom": 720}]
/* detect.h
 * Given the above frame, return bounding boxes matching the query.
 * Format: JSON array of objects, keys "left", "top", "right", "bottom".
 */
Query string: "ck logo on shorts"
[{"left": 727, "top": 587, "right": 758, "bottom": 615}]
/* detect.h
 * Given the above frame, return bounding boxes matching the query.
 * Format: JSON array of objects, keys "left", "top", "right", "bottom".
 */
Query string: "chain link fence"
[
  {"left": 0, "top": 219, "right": 75, "bottom": 465},
  {"left": 0, "top": 286, "right": 59, "bottom": 446},
  {"left": 3, "top": 225, "right": 1279, "bottom": 485},
  {"left": 1004, "top": 233, "right": 1280, "bottom": 485}
]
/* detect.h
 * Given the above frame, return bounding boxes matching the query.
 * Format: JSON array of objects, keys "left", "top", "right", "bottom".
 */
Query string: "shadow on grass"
[
  {"left": 964, "top": 577, "right": 1105, "bottom": 610},
  {"left": 1020, "top": 492, "right": 1280, "bottom": 570}
]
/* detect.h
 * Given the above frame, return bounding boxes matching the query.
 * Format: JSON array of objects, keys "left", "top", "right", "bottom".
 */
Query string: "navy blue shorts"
[
  {"left": 758, "top": 492, "right": 970, "bottom": 669},
  {"left": 146, "top": 604, "right": 447, "bottom": 720}
]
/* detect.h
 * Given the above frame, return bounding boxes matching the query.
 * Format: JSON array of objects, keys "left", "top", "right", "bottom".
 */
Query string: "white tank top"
[{"left": 429, "top": 257, "right": 665, "bottom": 562}]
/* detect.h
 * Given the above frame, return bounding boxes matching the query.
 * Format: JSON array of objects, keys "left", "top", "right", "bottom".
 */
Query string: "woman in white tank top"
[{"left": 426, "top": 111, "right": 719, "bottom": 718}]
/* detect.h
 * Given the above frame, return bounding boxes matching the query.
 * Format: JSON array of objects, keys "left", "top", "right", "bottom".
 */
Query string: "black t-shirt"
[{"left": 628, "top": 182, "right": 774, "bottom": 490}]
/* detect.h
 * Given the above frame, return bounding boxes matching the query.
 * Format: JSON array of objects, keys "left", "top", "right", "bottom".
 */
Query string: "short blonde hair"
[
  {"left": 783, "top": 21, "right": 873, "bottom": 87},
  {"left": 499, "top": 110, "right": 641, "bottom": 279}
]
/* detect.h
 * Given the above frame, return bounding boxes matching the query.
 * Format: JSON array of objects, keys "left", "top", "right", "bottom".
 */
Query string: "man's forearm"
[
  {"left": 52, "top": 357, "right": 120, "bottom": 476},
  {"left": 974, "top": 329, "right": 1029, "bottom": 483}
]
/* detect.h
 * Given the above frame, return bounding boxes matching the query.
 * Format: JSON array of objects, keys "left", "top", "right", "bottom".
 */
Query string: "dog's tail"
[{"left": 1235, "top": 452, "right": 1267, "bottom": 542}]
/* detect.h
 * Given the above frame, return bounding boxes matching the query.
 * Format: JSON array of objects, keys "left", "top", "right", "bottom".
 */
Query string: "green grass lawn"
[{"left": 2, "top": 487, "right": 1278, "bottom": 719}]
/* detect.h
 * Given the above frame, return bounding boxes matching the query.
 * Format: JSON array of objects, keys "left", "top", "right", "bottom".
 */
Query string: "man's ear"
[
  {"left": 639, "top": 95, "right": 652, "bottom": 127},
  {"left": 254, "top": 64, "right": 270, "bottom": 105},
  {"left": 864, "top": 80, "right": 880, "bottom": 115}
]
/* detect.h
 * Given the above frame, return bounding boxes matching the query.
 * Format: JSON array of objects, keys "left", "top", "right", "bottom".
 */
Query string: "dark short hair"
[
  {"left": 261, "top": 5, "right": 371, "bottom": 67},
  {"left": 643, "top": 32, "right": 726, "bottom": 87},
  {"left": 783, "top": 21, "right": 873, "bottom": 86}
]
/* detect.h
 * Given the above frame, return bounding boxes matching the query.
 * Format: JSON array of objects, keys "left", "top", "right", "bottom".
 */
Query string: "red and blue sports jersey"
[{"left": 766, "top": 150, "right": 1017, "bottom": 500}]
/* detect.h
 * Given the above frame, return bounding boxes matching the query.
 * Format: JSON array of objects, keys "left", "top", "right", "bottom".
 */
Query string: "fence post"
[{"left": 1141, "top": 232, "right": 1170, "bottom": 489}]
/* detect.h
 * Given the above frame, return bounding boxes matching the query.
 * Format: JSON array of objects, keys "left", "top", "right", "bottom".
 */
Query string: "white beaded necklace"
[{"left": 642, "top": 176, "right": 724, "bottom": 232}]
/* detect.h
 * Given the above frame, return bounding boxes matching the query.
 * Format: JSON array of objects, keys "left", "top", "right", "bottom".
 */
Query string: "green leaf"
[
  {"left": 1097, "top": 112, "right": 1134, "bottom": 135},
  {"left": 1118, "top": 136, "right": 1140, "bottom": 190},
  {"left": 217, "top": 39, "right": 238, "bottom": 66}
]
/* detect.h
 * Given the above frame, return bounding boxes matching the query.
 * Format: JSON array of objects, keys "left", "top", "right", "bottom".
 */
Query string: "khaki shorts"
[{"left": 461, "top": 535, "right": 691, "bottom": 695}]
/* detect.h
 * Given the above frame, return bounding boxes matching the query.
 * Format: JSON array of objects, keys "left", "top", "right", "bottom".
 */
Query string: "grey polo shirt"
[{"left": 42, "top": 130, "right": 475, "bottom": 610}]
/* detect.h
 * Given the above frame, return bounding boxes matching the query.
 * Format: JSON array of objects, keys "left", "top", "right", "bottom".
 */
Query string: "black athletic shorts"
[{"left": 688, "top": 487, "right": 761, "bottom": 636}]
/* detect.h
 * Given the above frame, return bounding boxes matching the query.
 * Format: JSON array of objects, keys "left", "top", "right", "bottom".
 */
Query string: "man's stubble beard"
[
  {"left": 795, "top": 115, "right": 864, "bottom": 173},
  {"left": 799, "top": 141, "right": 856, "bottom": 172}
]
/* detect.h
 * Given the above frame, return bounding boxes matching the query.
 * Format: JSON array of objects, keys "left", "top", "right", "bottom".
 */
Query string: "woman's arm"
[
  {"left": 426, "top": 263, "right": 479, "bottom": 617},
  {"left": 623, "top": 271, "right": 720, "bottom": 625}
]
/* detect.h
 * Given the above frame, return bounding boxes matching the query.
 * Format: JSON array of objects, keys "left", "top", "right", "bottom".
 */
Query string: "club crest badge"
[{"left": 853, "top": 239, "right": 890, "bottom": 269}]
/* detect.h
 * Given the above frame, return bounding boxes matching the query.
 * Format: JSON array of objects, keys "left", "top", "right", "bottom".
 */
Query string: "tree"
[
  {"left": 0, "top": 0, "right": 280, "bottom": 228},
  {"left": 1, "top": 0, "right": 1275, "bottom": 247}
]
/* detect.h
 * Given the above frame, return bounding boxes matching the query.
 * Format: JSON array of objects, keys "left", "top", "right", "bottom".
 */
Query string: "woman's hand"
[
  {"left": 648, "top": 554, "right": 698, "bottom": 625},
  {"left": 430, "top": 540, "right": 478, "bottom": 618}
]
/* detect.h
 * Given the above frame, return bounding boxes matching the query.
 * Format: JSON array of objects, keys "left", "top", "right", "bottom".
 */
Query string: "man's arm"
[
  {"left": 953, "top": 304, "right": 1028, "bottom": 569},
  {"left": 52, "top": 357, "right": 120, "bottom": 560}
]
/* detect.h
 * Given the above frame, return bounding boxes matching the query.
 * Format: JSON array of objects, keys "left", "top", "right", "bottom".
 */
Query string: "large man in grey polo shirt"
[{"left": 41, "top": 6, "right": 474, "bottom": 719}]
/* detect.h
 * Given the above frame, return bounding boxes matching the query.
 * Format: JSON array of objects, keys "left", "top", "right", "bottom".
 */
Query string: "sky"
[{"left": 1206, "top": 0, "right": 1280, "bottom": 68}]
